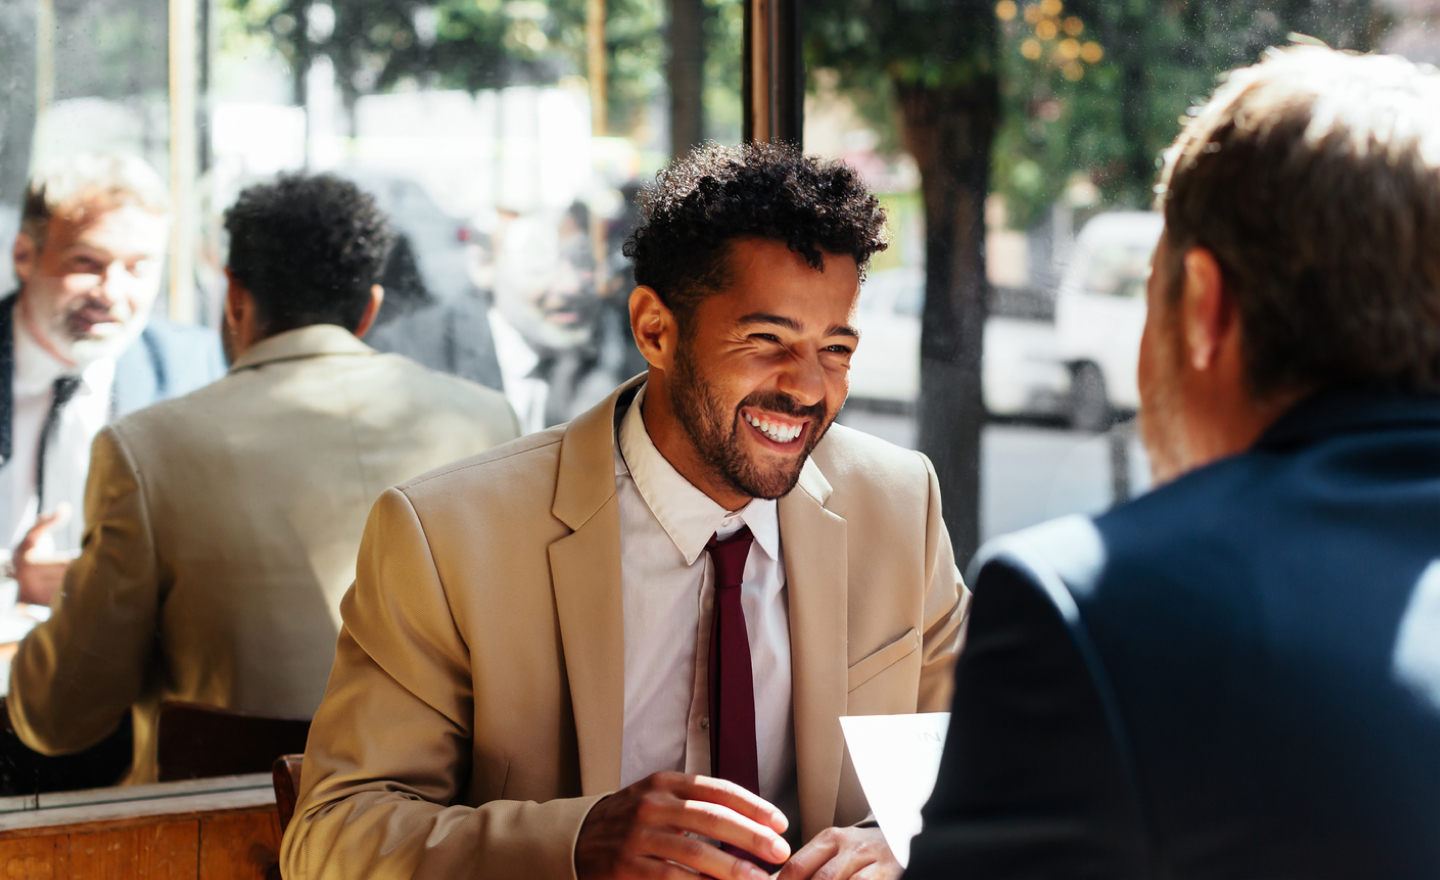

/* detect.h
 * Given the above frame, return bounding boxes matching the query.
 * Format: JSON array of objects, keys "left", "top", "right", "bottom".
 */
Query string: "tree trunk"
[
  {"left": 1118, "top": 50, "right": 1148, "bottom": 200},
  {"left": 293, "top": 0, "right": 313, "bottom": 165},
  {"left": 669, "top": 0, "right": 705, "bottom": 158},
  {"left": 1113, "top": 5, "right": 1151, "bottom": 201},
  {"left": 895, "top": 79, "right": 999, "bottom": 567},
  {"left": 1077, "top": 0, "right": 1151, "bottom": 202}
]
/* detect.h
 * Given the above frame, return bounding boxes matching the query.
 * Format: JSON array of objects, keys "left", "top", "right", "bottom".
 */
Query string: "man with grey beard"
[
  {"left": 908, "top": 46, "right": 1440, "bottom": 879},
  {"left": 0, "top": 154, "right": 222, "bottom": 793},
  {"left": 1, "top": 154, "right": 222, "bottom": 609}
]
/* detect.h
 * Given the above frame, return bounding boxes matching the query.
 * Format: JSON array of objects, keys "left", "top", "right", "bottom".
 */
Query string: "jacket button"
[{"left": 699, "top": 716, "right": 710, "bottom": 731}]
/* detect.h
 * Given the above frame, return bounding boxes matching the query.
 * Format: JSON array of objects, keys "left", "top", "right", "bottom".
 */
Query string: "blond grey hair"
[
  {"left": 20, "top": 153, "right": 170, "bottom": 253},
  {"left": 1156, "top": 46, "right": 1440, "bottom": 396}
]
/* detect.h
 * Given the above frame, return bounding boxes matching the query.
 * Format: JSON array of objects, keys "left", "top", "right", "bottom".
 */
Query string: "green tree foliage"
[
  {"left": 993, "top": 0, "right": 1380, "bottom": 228},
  {"left": 228, "top": 0, "right": 665, "bottom": 134}
]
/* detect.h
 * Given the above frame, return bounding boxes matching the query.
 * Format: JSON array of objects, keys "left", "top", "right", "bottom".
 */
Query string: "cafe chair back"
[{"left": 272, "top": 753, "right": 304, "bottom": 833}]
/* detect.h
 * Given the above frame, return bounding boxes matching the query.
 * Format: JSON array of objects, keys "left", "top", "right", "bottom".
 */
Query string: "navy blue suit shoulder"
[{"left": 909, "top": 391, "right": 1440, "bottom": 879}]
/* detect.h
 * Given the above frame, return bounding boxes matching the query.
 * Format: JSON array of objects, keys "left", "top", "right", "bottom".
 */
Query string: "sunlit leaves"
[
  {"left": 991, "top": 0, "right": 1377, "bottom": 227},
  {"left": 223, "top": 0, "right": 666, "bottom": 137}
]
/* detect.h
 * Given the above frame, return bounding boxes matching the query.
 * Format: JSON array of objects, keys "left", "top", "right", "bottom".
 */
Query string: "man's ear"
[
  {"left": 629, "top": 285, "right": 678, "bottom": 371},
  {"left": 12, "top": 233, "right": 37, "bottom": 286},
  {"left": 1180, "top": 246, "right": 1235, "bottom": 372},
  {"left": 223, "top": 268, "right": 246, "bottom": 330},
  {"left": 353, "top": 284, "right": 385, "bottom": 339}
]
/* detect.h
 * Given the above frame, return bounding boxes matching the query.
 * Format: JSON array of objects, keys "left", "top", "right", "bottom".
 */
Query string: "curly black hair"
[
  {"left": 623, "top": 142, "right": 888, "bottom": 328},
  {"left": 224, "top": 173, "right": 394, "bottom": 335}
]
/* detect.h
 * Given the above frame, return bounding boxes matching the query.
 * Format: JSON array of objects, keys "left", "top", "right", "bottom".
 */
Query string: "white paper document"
[{"left": 839, "top": 712, "right": 950, "bottom": 868}]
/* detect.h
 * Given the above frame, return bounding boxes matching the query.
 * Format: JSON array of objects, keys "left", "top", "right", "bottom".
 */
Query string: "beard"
[
  {"left": 1137, "top": 315, "right": 1191, "bottom": 486},
  {"left": 42, "top": 295, "right": 147, "bottom": 366},
  {"left": 67, "top": 326, "right": 144, "bottom": 365},
  {"left": 667, "top": 344, "right": 835, "bottom": 500}
]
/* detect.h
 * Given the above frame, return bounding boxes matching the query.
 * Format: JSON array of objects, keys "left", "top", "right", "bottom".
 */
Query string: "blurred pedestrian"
[{"left": 487, "top": 203, "right": 621, "bottom": 432}]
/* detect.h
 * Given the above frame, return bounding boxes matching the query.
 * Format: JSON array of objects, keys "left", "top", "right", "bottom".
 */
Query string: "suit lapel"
[
  {"left": 779, "top": 459, "right": 848, "bottom": 840},
  {"left": 550, "top": 495, "right": 626, "bottom": 794},
  {"left": 548, "top": 377, "right": 644, "bottom": 795}
]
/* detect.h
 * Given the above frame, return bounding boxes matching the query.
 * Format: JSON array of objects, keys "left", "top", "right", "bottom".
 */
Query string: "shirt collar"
[
  {"left": 1252, "top": 386, "right": 1440, "bottom": 453},
  {"left": 228, "top": 324, "right": 374, "bottom": 373},
  {"left": 487, "top": 307, "right": 540, "bottom": 381},
  {"left": 616, "top": 383, "right": 780, "bottom": 566}
]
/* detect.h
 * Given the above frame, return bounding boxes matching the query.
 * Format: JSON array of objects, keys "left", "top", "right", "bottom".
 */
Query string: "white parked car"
[
  {"left": 846, "top": 268, "right": 1068, "bottom": 419},
  {"left": 1053, "top": 211, "right": 1165, "bottom": 431}
]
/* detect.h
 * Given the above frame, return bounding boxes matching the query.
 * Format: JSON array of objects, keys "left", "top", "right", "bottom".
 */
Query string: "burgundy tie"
[
  {"left": 707, "top": 525, "right": 778, "bottom": 869},
  {"left": 706, "top": 526, "right": 760, "bottom": 795}
]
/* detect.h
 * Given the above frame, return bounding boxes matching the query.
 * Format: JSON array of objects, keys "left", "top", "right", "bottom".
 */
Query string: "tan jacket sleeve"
[
  {"left": 916, "top": 450, "right": 972, "bottom": 713},
  {"left": 281, "top": 487, "right": 604, "bottom": 880},
  {"left": 8, "top": 427, "right": 159, "bottom": 754}
]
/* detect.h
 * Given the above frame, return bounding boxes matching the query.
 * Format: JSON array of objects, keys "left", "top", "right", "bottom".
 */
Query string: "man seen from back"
[{"left": 908, "top": 46, "right": 1440, "bottom": 879}]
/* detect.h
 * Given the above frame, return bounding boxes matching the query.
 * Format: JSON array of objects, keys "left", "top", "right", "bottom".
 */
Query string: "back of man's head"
[
  {"left": 1157, "top": 46, "right": 1440, "bottom": 397},
  {"left": 224, "top": 174, "right": 394, "bottom": 336},
  {"left": 21, "top": 153, "right": 169, "bottom": 255}
]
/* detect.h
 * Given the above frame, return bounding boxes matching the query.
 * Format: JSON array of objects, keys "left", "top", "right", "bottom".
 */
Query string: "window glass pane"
[
  {"left": 199, "top": 0, "right": 737, "bottom": 432},
  {"left": 0, "top": 0, "right": 739, "bottom": 803},
  {"left": 0, "top": 0, "right": 173, "bottom": 285},
  {"left": 804, "top": 0, "right": 1440, "bottom": 563}
]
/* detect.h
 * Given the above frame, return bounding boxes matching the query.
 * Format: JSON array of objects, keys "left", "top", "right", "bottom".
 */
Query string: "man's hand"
[
  {"left": 12, "top": 506, "right": 78, "bottom": 607},
  {"left": 775, "top": 826, "right": 900, "bottom": 880},
  {"left": 576, "top": 771, "right": 791, "bottom": 880}
]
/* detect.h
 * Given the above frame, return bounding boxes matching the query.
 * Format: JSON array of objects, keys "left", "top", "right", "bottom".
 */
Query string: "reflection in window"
[{"left": 193, "top": 0, "right": 737, "bottom": 429}]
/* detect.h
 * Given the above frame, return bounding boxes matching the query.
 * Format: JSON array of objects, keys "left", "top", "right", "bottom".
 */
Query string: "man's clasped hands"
[{"left": 577, "top": 771, "right": 900, "bottom": 880}]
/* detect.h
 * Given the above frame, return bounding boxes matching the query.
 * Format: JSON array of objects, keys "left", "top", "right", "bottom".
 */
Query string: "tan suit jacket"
[
  {"left": 281, "top": 377, "right": 970, "bottom": 879},
  {"left": 7, "top": 325, "right": 519, "bottom": 784}
]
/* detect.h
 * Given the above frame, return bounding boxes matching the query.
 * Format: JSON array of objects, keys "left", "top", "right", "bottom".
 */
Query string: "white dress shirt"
[
  {"left": 488, "top": 308, "right": 550, "bottom": 435},
  {"left": 614, "top": 385, "right": 797, "bottom": 810},
  {"left": 0, "top": 320, "right": 115, "bottom": 558}
]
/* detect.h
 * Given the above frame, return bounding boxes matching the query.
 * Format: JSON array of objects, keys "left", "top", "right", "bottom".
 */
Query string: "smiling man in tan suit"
[
  {"left": 283, "top": 143, "right": 970, "bottom": 880},
  {"left": 7, "top": 173, "right": 518, "bottom": 784}
]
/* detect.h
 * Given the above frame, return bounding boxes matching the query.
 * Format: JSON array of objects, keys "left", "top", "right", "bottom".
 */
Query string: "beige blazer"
[
  {"left": 281, "top": 377, "right": 970, "bottom": 880},
  {"left": 7, "top": 325, "right": 519, "bottom": 784}
]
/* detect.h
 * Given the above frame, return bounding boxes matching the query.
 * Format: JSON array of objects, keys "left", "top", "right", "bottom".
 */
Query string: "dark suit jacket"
[
  {"left": 364, "top": 294, "right": 505, "bottom": 393},
  {"left": 0, "top": 293, "right": 224, "bottom": 467},
  {"left": 908, "top": 390, "right": 1440, "bottom": 879}
]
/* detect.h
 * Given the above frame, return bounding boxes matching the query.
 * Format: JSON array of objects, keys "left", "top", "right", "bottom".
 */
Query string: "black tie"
[{"left": 36, "top": 376, "right": 81, "bottom": 513}]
